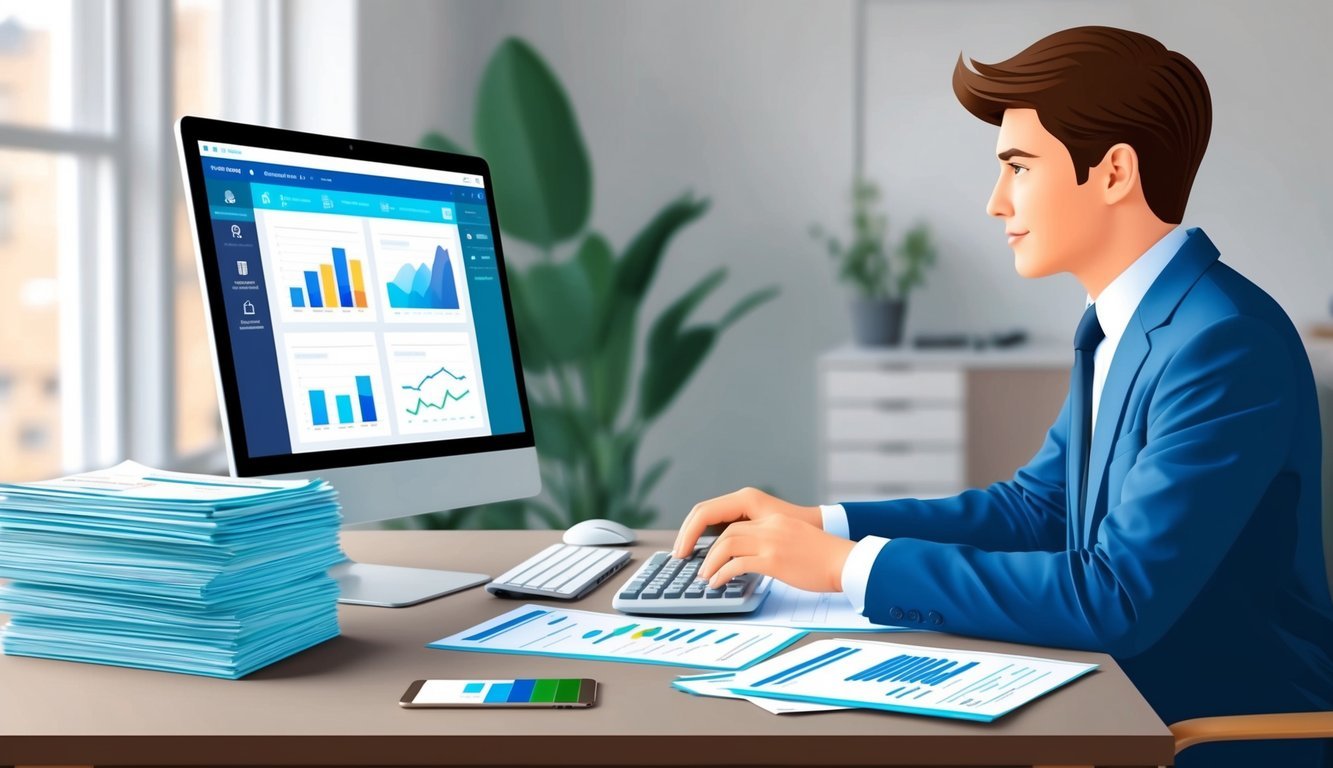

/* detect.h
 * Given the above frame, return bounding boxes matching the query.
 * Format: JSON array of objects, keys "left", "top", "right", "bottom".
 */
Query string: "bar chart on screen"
[
  {"left": 261, "top": 211, "right": 378, "bottom": 324},
  {"left": 428, "top": 604, "right": 806, "bottom": 671},
  {"left": 283, "top": 332, "right": 392, "bottom": 444},
  {"left": 384, "top": 331, "right": 486, "bottom": 435},
  {"left": 727, "top": 638, "right": 1098, "bottom": 722}
]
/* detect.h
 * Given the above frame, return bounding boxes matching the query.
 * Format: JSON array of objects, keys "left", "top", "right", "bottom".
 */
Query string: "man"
[{"left": 674, "top": 26, "right": 1332, "bottom": 766}]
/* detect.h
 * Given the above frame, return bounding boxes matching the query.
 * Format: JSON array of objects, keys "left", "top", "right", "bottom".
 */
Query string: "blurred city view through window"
[{"left": 0, "top": 0, "right": 223, "bottom": 482}]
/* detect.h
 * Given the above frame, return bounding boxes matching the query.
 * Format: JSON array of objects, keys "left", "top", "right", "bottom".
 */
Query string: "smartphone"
[{"left": 399, "top": 678, "right": 598, "bottom": 708}]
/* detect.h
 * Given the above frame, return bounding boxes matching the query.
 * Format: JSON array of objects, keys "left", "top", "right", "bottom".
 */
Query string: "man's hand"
[
  {"left": 672, "top": 487, "right": 823, "bottom": 558},
  {"left": 697, "top": 515, "right": 857, "bottom": 593}
]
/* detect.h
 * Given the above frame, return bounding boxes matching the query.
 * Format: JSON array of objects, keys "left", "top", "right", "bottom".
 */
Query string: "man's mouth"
[{"left": 1007, "top": 230, "right": 1028, "bottom": 245}]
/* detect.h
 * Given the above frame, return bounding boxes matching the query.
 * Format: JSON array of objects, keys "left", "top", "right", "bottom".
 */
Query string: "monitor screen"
[{"left": 177, "top": 119, "right": 533, "bottom": 477}]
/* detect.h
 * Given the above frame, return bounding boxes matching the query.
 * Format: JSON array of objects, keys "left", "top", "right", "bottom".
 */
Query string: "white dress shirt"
[{"left": 824, "top": 225, "right": 1188, "bottom": 614}]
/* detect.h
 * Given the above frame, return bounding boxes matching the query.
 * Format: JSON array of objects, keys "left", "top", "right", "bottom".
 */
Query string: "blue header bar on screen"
[
  {"left": 249, "top": 183, "right": 457, "bottom": 223},
  {"left": 201, "top": 158, "right": 488, "bottom": 206}
]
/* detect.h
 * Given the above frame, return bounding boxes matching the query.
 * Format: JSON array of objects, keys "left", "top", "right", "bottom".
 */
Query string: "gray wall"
[{"left": 355, "top": 0, "right": 1333, "bottom": 529}]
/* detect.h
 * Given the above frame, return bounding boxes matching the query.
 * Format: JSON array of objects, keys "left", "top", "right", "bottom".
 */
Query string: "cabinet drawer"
[
  {"left": 828, "top": 449, "right": 963, "bottom": 485},
  {"left": 825, "top": 369, "right": 963, "bottom": 403},
  {"left": 827, "top": 406, "right": 962, "bottom": 444},
  {"left": 826, "top": 483, "right": 961, "bottom": 502}
]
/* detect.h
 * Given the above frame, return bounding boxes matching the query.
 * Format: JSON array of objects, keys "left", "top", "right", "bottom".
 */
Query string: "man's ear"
[{"left": 1098, "top": 142, "right": 1140, "bottom": 206}]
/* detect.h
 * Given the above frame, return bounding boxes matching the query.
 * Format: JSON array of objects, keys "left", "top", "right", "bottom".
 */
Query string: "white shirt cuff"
[
  {"left": 820, "top": 503, "right": 849, "bottom": 538},
  {"left": 840, "top": 535, "right": 890, "bottom": 614}
]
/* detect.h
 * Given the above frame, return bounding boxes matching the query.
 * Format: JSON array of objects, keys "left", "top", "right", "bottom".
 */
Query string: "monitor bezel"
[{"left": 176, "top": 116, "right": 535, "bottom": 478}]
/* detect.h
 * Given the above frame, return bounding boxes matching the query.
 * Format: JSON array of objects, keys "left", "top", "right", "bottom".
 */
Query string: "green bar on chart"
[
  {"left": 554, "top": 679, "right": 582, "bottom": 703},
  {"left": 530, "top": 679, "right": 559, "bottom": 702}
]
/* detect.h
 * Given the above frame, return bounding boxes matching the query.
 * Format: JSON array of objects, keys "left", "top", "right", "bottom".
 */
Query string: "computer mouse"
[{"left": 562, "top": 518, "right": 637, "bottom": 546}]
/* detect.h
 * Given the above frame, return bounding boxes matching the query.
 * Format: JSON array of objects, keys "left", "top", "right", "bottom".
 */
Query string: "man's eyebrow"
[{"left": 997, "top": 148, "right": 1039, "bottom": 161}]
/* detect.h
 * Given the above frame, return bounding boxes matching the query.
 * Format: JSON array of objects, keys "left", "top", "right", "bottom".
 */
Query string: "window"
[
  {"left": 0, "top": 0, "right": 335, "bottom": 482},
  {"left": 174, "top": 0, "right": 224, "bottom": 457},
  {"left": 0, "top": 0, "right": 102, "bottom": 481}
]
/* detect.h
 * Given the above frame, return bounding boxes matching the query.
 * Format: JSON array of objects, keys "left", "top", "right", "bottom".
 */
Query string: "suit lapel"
[
  {"left": 1079, "top": 227, "right": 1221, "bottom": 546},
  {"left": 1082, "top": 327, "right": 1149, "bottom": 545}
]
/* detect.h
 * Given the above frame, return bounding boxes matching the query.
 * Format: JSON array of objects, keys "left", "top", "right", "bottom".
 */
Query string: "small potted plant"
[{"left": 811, "top": 178, "right": 937, "bottom": 346}]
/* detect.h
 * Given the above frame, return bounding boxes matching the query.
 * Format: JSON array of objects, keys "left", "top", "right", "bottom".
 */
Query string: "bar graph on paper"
[
  {"left": 727, "top": 638, "right": 1098, "bottom": 722},
  {"left": 427, "top": 604, "right": 806, "bottom": 671},
  {"left": 283, "top": 332, "right": 392, "bottom": 443},
  {"left": 384, "top": 332, "right": 485, "bottom": 435},
  {"left": 264, "top": 214, "right": 377, "bottom": 324}
]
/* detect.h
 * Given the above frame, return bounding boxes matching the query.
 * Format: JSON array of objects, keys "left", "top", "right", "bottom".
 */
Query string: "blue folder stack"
[{"left": 0, "top": 461, "right": 343, "bottom": 679}]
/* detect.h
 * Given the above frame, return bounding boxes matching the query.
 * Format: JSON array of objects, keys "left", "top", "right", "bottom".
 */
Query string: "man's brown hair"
[{"left": 952, "top": 26, "right": 1211, "bottom": 224}]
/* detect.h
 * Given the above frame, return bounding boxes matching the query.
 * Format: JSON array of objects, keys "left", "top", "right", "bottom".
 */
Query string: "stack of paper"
[{"left": 0, "top": 461, "right": 343, "bottom": 679}]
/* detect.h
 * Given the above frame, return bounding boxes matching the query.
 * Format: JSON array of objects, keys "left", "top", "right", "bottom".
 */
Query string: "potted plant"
[
  {"left": 410, "top": 38, "right": 779, "bottom": 530},
  {"left": 810, "top": 178, "right": 936, "bottom": 346}
]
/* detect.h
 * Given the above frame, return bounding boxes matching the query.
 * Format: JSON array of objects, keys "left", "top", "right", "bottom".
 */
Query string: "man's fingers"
[
  {"left": 699, "top": 529, "right": 752, "bottom": 581},
  {"left": 708, "top": 556, "right": 761, "bottom": 588},
  {"left": 673, "top": 492, "right": 746, "bottom": 557}
]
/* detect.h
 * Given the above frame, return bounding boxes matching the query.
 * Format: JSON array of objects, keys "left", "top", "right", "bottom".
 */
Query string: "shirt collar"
[{"left": 1086, "top": 225, "right": 1188, "bottom": 347}]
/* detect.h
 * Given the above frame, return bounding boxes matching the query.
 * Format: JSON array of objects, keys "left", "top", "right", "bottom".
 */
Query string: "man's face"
[{"left": 986, "top": 108, "right": 1108, "bottom": 278}]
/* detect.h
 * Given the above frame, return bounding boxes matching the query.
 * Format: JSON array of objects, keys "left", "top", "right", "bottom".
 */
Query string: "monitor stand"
[{"left": 330, "top": 561, "right": 490, "bottom": 608}]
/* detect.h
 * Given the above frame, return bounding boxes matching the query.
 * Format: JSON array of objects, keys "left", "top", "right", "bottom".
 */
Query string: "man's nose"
[{"left": 986, "top": 176, "right": 1011, "bottom": 219}]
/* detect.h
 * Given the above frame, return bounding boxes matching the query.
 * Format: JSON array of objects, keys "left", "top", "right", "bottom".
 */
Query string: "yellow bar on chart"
[
  {"left": 319, "top": 264, "right": 340, "bottom": 308},
  {"left": 350, "top": 259, "right": 368, "bottom": 308}
]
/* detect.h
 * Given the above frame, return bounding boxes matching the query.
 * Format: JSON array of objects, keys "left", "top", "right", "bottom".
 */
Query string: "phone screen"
[{"left": 400, "top": 678, "right": 597, "bottom": 708}]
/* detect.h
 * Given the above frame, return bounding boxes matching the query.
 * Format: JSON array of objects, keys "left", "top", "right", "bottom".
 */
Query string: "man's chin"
[{"left": 1013, "top": 249, "right": 1058, "bottom": 279}]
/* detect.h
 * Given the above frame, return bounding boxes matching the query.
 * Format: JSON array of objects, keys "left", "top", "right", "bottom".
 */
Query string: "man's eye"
[{"left": 1009, "top": 163, "right": 1027, "bottom": 176}]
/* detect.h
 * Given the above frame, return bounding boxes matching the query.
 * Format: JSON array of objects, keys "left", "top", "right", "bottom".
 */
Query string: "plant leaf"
[
  {"left": 718, "top": 285, "right": 780, "bottom": 330},
  {"left": 420, "top": 131, "right": 470, "bottom": 156},
  {"left": 576, "top": 232, "right": 616, "bottom": 311},
  {"left": 504, "top": 272, "right": 549, "bottom": 373},
  {"left": 523, "top": 259, "right": 598, "bottom": 362},
  {"left": 614, "top": 194, "right": 710, "bottom": 302},
  {"left": 647, "top": 267, "right": 726, "bottom": 360},
  {"left": 474, "top": 38, "right": 591, "bottom": 248},
  {"left": 638, "top": 327, "right": 715, "bottom": 422},
  {"left": 585, "top": 305, "right": 635, "bottom": 427},
  {"left": 530, "top": 403, "right": 582, "bottom": 462}
]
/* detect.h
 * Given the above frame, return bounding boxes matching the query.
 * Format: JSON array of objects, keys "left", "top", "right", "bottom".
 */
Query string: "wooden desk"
[{"left": 0, "top": 530, "right": 1174, "bottom": 767}]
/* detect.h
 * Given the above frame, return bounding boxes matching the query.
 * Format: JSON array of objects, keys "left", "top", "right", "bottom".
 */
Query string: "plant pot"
[{"left": 851, "top": 298, "right": 907, "bottom": 347}]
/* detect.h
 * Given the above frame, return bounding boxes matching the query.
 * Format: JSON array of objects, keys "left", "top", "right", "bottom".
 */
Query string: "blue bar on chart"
[
  {"left": 752, "top": 646, "right": 860, "bottom": 687},
  {"left": 289, "top": 287, "right": 305, "bottom": 307},
  {"left": 847, "top": 654, "right": 980, "bottom": 686},
  {"left": 335, "top": 395, "right": 354, "bottom": 424},
  {"left": 462, "top": 609, "right": 549, "bottom": 643},
  {"left": 332, "top": 247, "right": 354, "bottom": 307},
  {"left": 507, "top": 678, "right": 536, "bottom": 702},
  {"left": 355, "top": 375, "right": 378, "bottom": 422},
  {"left": 308, "top": 390, "right": 329, "bottom": 426},
  {"left": 303, "top": 271, "right": 324, "bottom": 308},
  {"left": 483, "top": 682, "right": 513, "bottom": 703},
  {"left": 688, "top": 629, "right": 715, "bottom": 643}
]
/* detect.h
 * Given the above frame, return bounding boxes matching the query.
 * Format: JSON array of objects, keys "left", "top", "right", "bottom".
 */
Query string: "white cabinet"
[{"left": 819, "top": 344, "right": 1069, "bottom": 503}]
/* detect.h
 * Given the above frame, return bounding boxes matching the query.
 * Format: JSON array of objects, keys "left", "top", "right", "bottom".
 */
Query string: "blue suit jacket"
[{"left": 844, "top": 229, "right": 1333, "bottom": 764}]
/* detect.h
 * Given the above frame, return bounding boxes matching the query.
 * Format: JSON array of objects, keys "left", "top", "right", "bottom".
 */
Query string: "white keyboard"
[{"left": 485, "top": 543, "right": 632, "bottom": 601}]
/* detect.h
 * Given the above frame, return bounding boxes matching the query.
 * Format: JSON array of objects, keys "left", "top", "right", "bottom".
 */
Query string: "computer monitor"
[{"left": 175, "top": 117, "right": 540, "bottom": 607}]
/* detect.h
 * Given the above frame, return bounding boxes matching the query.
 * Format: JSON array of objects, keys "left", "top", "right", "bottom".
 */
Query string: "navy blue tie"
[{"left": 1067, "top": 304, "right": 1105, "bottom": 533}]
